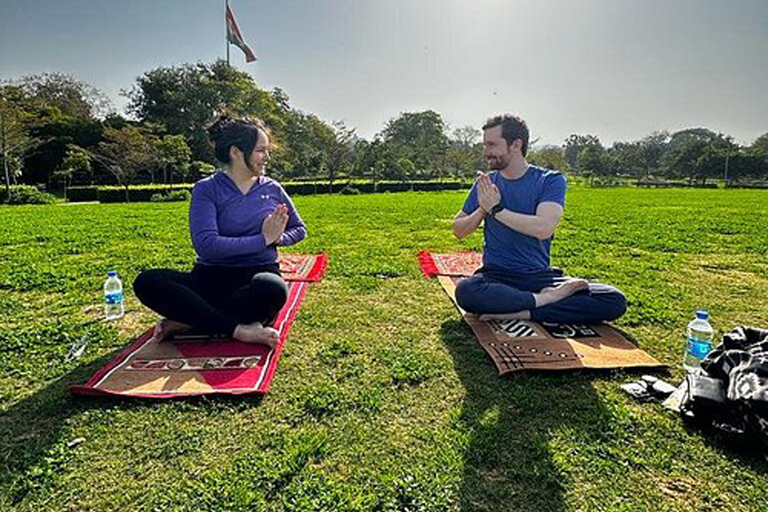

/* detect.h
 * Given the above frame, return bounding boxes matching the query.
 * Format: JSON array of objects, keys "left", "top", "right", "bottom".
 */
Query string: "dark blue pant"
[{"left": 455, "top": 266, "right": 627, "bottom": 324}]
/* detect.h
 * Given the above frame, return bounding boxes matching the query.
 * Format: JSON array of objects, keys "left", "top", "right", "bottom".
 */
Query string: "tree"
[
  {"left": 393, "top": 157, "right": 416, "bottom": 182},
  {"left": 445, "top": 126, "right": 483, "bottom": 178},
  {"left": 636, "top": 131, "right": 669, "bottom": 177},
  {"left": 0, "top": 89, "right": 36, "bottom": 195},
  {"left": 327, "top": 121, "right": 357, "bottom": 190},
  {"left": 528, "top": 145, "right": 568, "bottom": 171},
  {"left": 54, "top": 145, "right": 91, "bottom": 198},
  {"left": 23, "top": 109, "right": 102, "bottom": 186},
  {"left": 380, "top": 111, "right": 449, "bottom": 178},
  {"left": 274, "top": 110, "right": 337, "bottom": 180},
  {"left": 749, "top": 133, "right": 768, "bottom": 179},
  {"left": 726, "top": 150, "right": 764, "bottom": 183},
  {"left": 354, "top": 138, "right": 397, "bottom": 185},
  {"left": 1, "top": 75, "right": 109, "bottom": 187},
  {"left": 125, "top": 60, "right": 282, "bottom": 163},
  {"left": 660, "top": 137, "right": 708, "bottom": 182},
  {"left": 452, "top": 125, "right": 480, "bottom": 148},
  {"left": 606, "top": 142, "right": 644, "bottom": 178},
  {"left": 14, "top": 73, "right": 112, "bottom": 120},
  {"left": 563, "top": 134, "right": 600, "bottom": 173},
  {"left": 154, "top": 134, "right": 191, "bottom": 183},
  {"left": 661, "top": 128, "right": 737, "bottom": 184},
  {"left": 578, "top": 142, "right": 609, "bottom": 183},
  {"left": 92, "top": 126, "right": 159, "bottom": 202}
]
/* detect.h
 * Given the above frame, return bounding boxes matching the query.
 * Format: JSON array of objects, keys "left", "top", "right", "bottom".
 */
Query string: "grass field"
[{"left": 1, "top": 187, "right": 767, "bottom": 511}]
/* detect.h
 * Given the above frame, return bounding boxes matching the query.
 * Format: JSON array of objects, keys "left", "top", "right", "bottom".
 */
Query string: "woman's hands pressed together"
[{"left": 262, "top": 203, "right": 289, "bottom": 245}]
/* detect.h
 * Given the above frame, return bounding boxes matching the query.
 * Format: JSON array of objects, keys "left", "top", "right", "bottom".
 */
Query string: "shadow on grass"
[
  {"left": 683, "top": 418, "right": 768, "bottom": 474},
  {"left": 440, "top": 318, "right": 612, "bottom": 512},
  {"left": 0, "top": 349, "right": 264, "bottom": 507}
]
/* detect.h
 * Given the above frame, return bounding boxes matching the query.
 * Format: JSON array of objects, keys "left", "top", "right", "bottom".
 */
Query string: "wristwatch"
[{"left": 489, "top": 203, "right": 504, "bottom": 218}]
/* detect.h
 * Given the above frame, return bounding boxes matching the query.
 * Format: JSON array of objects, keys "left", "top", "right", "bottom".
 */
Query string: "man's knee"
[
  {"left": 603, "top": 289, "right": 628, "bottom": 321},
  {"left": 455, "top": 277, "right": 484, "bottom": 313}
]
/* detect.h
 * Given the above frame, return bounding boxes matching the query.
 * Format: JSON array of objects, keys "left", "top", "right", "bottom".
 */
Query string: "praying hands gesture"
[
  {"left": 262, "top": 203, "right": 289, "bottom": 245},
  {"left": 476, "top": 171, "right": 501, "bottom": 214}
]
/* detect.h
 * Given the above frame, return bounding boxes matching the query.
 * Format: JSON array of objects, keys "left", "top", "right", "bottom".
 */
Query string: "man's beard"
[{"left": 486, "top": 154, "right": 510, "bottom": 171}]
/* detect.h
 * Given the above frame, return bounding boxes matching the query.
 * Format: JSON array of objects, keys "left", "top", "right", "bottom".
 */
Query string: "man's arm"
[
  {"left": 493, "top": 201, "right": 564, "bottom": 240},
  {"left": 452, "top": 208, "right": 486, "bottom": 240}
]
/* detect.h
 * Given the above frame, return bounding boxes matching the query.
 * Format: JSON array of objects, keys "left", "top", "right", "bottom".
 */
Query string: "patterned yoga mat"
[
  {"left": 419, "top": 251, "right": 665, "bottom": 375},
  {"left": 71, "top": 253, "right": 327, "bottom": 398}
]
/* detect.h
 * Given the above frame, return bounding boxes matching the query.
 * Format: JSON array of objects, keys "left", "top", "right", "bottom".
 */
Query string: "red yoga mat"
[{"left": 71, "top": 253, "right": 327, "bottom": 398}]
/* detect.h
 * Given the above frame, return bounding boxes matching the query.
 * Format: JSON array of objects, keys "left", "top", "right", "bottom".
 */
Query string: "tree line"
[{"left": 2, "top": 61, "right": 767, "bottom": 198}]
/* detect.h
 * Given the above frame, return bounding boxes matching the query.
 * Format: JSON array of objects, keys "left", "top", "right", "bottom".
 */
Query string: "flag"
[{"left": 226, "top": 2, "right": 257, "bottom": 63}]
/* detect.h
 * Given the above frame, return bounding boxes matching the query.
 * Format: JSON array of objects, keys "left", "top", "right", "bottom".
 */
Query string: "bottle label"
[
  {"left": 105, "top": 292, "right": 123, "bottom": 305},
  {"left": 687, "top": 336, "right": 712, "bottom": 359}
]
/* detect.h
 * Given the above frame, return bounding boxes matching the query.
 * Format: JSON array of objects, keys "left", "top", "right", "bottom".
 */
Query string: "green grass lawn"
[{"left": 1, "top": 187, "right": 767, "bottom": 511}]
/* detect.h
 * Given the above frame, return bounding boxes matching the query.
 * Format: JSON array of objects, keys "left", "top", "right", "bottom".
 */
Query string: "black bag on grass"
[{"left": 680, "top": 326, "right": 768, "bottom": 452}]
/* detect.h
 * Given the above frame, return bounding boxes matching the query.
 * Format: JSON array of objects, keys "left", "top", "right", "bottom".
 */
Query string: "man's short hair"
[{"left": 483, "top": 114, "right": 530, "bottom": 156}]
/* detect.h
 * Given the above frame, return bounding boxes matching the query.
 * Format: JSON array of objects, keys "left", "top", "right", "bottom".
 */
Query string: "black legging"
[{"left": 133, "top": 263, "right": 288, "bottom": 337}]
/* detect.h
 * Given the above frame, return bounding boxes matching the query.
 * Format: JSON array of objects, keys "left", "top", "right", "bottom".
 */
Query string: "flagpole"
[{"left": 225, "top": 0, "right": 230, "bottom": 65}]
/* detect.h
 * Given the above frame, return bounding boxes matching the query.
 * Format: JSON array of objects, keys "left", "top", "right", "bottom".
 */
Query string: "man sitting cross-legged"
[{"left": 453, "top": 114, "right": 627, "bottom": 324}]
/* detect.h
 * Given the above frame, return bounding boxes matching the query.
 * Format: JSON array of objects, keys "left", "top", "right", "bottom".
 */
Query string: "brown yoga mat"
[{"left": 420, "top": 251, "right": 665, "bottom": 375}]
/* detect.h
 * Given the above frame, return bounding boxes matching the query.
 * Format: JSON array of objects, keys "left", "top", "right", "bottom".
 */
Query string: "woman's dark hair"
[{"left": 206, "top": 114, "right": 269, "bottom": 163}]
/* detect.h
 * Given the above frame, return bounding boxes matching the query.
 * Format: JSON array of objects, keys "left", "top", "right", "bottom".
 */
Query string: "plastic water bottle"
[
  {"left": 104, "top": 270, "right": 124, "bottom": 320},
  {"left": 683, "top": 309, "right": 714, "bottom": 373}
]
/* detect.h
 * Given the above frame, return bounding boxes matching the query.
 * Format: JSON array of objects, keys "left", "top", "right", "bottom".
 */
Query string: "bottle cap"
[
  {"left": 107, "top": 270, "right": 118, "bottom": 277},
  {"left": 695, "top": 309, "right": 708, "bottom": 320}
]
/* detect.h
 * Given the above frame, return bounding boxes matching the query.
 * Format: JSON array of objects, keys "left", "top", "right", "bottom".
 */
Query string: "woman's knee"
[
  {"left": 251, "top": 272, "right": 288, "bottom": 305},
  {"left": 133, "top": 269, "right": 166, "bottom": 300}
]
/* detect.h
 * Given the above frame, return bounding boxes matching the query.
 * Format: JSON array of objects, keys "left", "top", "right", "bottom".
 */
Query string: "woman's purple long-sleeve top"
[{"left": 189, "top": 171, "right": 307, "bottom": 267}]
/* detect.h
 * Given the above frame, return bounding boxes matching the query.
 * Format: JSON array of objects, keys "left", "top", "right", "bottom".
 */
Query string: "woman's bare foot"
[
  {"left": 233, "top": 322, "right": 280, "bottom": 348},
  {"left": 535, "top": 279, "right": 590, "bottom": 307},
  {"left": 151, "top": 319, "right": 192, "bottom": 342}
]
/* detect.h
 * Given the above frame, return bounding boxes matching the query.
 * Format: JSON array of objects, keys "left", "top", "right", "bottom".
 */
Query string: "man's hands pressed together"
[{"left": 476, "top": 171, "right": 501, "bottom": 214}]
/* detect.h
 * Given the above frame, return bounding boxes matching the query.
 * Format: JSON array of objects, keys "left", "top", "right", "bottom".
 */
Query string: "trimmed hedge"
[
  {"left": 67, "top": 186, "right": 99, "bottom": 202},
  {"left": 98, "top": 184, "right": 194, "bottom": 203},
  {"left": 89, "top": 180, "right": 472, "bottom": 202},
  {"left": 0, "top": 185, "right": 56, "bottom": 205},
  {"left": 725, "top": 181, "right": 768, "bottom": 189},
  {"left": 636, "top": 180, "right": 718, "bottom": 189},
  {"left": 150, "top": 189, "right": 192, "bottom": 202}
]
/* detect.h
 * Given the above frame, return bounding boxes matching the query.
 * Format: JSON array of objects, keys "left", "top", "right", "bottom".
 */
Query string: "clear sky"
[{"left": 2, "top": 0, "right": 767, "bottom": 146}]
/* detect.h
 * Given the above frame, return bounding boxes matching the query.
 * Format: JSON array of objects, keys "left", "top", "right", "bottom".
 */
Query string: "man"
[{"left": 453, "top": 114, "right": 627, "bottom": 324}]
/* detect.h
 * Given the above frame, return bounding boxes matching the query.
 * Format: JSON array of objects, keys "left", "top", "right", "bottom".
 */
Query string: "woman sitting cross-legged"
[{"left": 134, "top": 114, "right": 307, "bottom": 348}]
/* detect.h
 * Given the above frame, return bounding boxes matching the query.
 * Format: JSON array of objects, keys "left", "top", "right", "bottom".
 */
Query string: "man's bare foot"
[
  {"left": 151, "top": 319, "right": 192, "bottom": 342},
  {"left": 233, "top": 322, "right": 280, "bottom": 348},
  {"left": 535, "top": 279, "right": 589, "bottom": 307},
  {"left": 479, "top": 311, "right": 531, "bottom": 321}
]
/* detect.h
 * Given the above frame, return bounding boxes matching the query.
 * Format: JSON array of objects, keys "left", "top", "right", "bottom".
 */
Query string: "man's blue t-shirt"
[{"left": 462, "top": 165, "right": 566, "bottom": 274}]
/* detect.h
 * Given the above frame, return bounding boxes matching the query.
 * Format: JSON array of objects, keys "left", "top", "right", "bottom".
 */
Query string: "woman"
[{"left": 133, "top": 115, "right": 307, "bottom": 348}]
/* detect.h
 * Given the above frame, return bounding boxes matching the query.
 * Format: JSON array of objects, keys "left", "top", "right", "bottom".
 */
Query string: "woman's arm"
[
  {"left": 277, "top": 188, "right": 307, "bottom": 246},
  {"left": 189, "top": 182, "right": 267, "bottom": 259}
]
